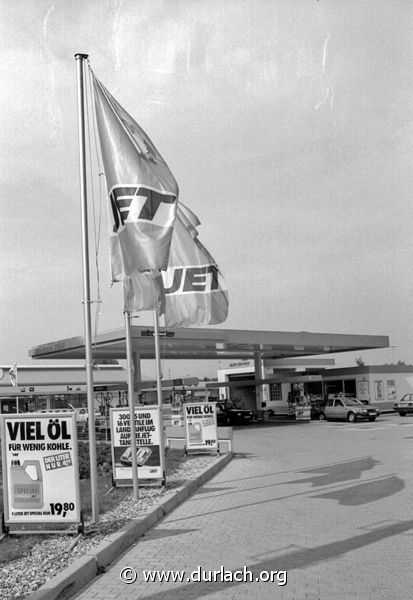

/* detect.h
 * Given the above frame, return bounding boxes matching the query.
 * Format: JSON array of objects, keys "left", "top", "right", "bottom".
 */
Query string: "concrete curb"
[{"left": 27, "top": 452, "right": 233, "bottom": 600}]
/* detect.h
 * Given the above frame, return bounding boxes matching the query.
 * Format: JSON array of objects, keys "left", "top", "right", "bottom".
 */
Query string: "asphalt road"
[{"left": 72, "top": 413, "right": 413, "bottom": 600}]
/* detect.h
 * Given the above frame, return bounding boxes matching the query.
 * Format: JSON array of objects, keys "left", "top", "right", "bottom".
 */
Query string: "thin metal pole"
[
  {"left": 124, "top": 312, "right": 139, "bottom": 500},
  {"left": 75, "top": 52, "right": 99, "bottom": 524},
  {"left": 153, "top": 310, "right": 166, "bottom": 485}
]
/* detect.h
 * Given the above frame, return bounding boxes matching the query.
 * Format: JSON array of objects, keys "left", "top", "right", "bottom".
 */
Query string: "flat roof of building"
[
  {"left": 323, "top": 365, "right": 413, "bottom": 376},
  {"left": 29, "top": 326, "right": 389, "bottom": 362}
]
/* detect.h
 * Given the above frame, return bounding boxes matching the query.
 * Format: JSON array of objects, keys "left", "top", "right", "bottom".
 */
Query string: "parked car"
[
  {"left": 394, "top": 393, "right": 413, "bottom": 416},
  {"left": 317, "top": 396, "right": 379, "bottom": 422},
  {"left": 215, "top": 400, "right": 254, "bottom": 425},
  {"left": 347, "top": 397, "right": 381, "bottom": 416}
]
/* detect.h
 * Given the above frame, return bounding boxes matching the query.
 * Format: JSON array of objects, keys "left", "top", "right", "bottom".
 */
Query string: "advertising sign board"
[
  {"left": 387, "top": 379, "right": 397, "bottom": 401},
  {"left": 0, "top": 413, "right": 80, "bottom": 528},
  {"left": 110, "top": 406, "right": 161, "bottom": 484},
  {"left": 357, "top": 379, "right": 370, "bottom": 401},
  {"left": 375, "top": 380, "right": 384, "bottom": 401},
  {"left": 183, "top": 402, "right": 218, "bottom": 452}
]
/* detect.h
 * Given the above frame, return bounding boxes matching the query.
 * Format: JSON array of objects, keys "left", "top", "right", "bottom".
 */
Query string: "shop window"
[
  {"left": 1, "top": 399, "right": 13, "bottom": 413},
  {"left": 67, "top": 394, "right": 87, "bottom": 408},
  {"left": 270, "top": 383, "right": 282, "bottom": 402},
  {"left": 0, "top": 398, "right": 29, "bottom": 413},
  {"left": 36, "top": 396, "right": 49, "bottom": 411},
  {"left": 343, "top": 379, "right": 356, "bottom": 396},
  {"left": 53, "top": 395, "right": 67, "bottom": 409},
  {"left": 325, "top": 380, "right": 343, "bottom": 396}
]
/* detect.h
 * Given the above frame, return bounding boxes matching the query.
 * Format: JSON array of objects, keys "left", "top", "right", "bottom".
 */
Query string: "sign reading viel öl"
[
  {"left": 110, "top": 406, "right": 161, "bottom": 484},
  {"left": 0, "top": 413, "right": 80, "bottom": 528},
  {"left": 183, "top": 402, "right": 218, "bottom": 452}
]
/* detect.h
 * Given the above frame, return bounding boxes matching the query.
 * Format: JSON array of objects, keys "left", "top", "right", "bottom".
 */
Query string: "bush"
[{"left": 77, "top": 442, "right": 112, "bottom": 479}]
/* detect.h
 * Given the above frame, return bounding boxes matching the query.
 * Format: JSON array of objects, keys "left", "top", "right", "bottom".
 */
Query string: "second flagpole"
[
  {"left": 124, "top": 311, "right": 139, "bottom": 500},
  {"left": 153, "top": 309, "right": 166, "bottom": 485},
  {"left": 75, "top": 52, "right": 99, "bottom": 524}
]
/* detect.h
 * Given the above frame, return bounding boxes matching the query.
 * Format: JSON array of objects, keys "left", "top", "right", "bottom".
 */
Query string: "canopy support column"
[{"left": 254, "top": 351, "right": 270, "bottom": 412}]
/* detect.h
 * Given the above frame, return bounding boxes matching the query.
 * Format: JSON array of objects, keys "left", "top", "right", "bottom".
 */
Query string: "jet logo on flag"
[
  {"left": 110, "top": 185, "right": 176, "bottom": 233},
  {"left": 163, "top": 265, "right": 220, "bottom": 295}
]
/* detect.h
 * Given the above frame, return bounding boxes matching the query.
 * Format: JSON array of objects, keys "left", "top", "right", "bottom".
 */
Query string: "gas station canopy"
[{"left": 29, "top": 326, "right": 389, "bottom": 362}]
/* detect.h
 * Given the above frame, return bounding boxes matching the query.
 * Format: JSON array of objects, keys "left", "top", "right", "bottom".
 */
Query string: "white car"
[{"left": 318, "top": 397, "right": 379, "bottom": 422}]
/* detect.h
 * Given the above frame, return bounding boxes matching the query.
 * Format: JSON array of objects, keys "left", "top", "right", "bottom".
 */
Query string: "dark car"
[
  {"left": 216, "top": 400, "right": 254, "bottom": 425},
  {"left": 394, "top": 393, "right": 413, "bottom": 416}
]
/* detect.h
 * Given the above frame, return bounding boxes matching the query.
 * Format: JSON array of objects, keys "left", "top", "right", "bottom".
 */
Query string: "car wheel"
[
  {"left": 399, "top": 412, "right": 406, "bottom": 417},
  {"left": 368, "top": 417, "right": 376, "bottom": 422},
  {"left": 347, "top": 412, "right": 357, "bottom": 423},
  {"left": 318, "top": 412, "right": 326, "bottom": 420}
]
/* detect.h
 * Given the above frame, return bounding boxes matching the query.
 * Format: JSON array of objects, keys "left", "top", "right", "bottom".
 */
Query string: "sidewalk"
[{"left": 72, "top": 416, "right": 413, "bottom": 599}]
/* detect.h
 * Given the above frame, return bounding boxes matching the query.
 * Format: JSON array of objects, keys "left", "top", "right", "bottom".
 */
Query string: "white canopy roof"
[{"left": 29, "top": 326, "right": 389, "bottom": 362}]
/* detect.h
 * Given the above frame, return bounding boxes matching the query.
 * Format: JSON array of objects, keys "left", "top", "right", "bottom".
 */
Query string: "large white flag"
[
  {"left": 124, "top": 204, "right": 229, "bottom": 326},
  {"left": 123, "top": 270, "right": 164, "bottom": 313},
  {"left": 162, "top": 206, "right": 228, "bottom": 327},
  {"left": 93, "top": 74, "right": 178, "bottom": 277}
]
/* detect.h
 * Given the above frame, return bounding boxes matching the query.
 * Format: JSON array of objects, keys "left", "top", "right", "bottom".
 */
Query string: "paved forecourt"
[{"left": 72, "top": 413, "right": 413, "bottom": 600}]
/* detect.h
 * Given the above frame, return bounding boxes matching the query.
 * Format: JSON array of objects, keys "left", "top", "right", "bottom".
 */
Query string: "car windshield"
[{"left": 343, "top": 398, "right": 363, "bottom": 406}]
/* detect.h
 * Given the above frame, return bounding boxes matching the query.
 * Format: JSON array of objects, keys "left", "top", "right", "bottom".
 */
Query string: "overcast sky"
[{"left": 1, "top": 0, "right": 412, "bottom": 377}]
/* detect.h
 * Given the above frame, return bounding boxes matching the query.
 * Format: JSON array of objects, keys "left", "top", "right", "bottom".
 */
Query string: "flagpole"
[
  {"left": 124, "top": 311, "right": 139, "bottom": 500},
  {"left": 153, "top": 309, "right": 166, "bottom": 485},
  {"left": 75, "top": 52, "right": 99, "bottom": 524}
]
